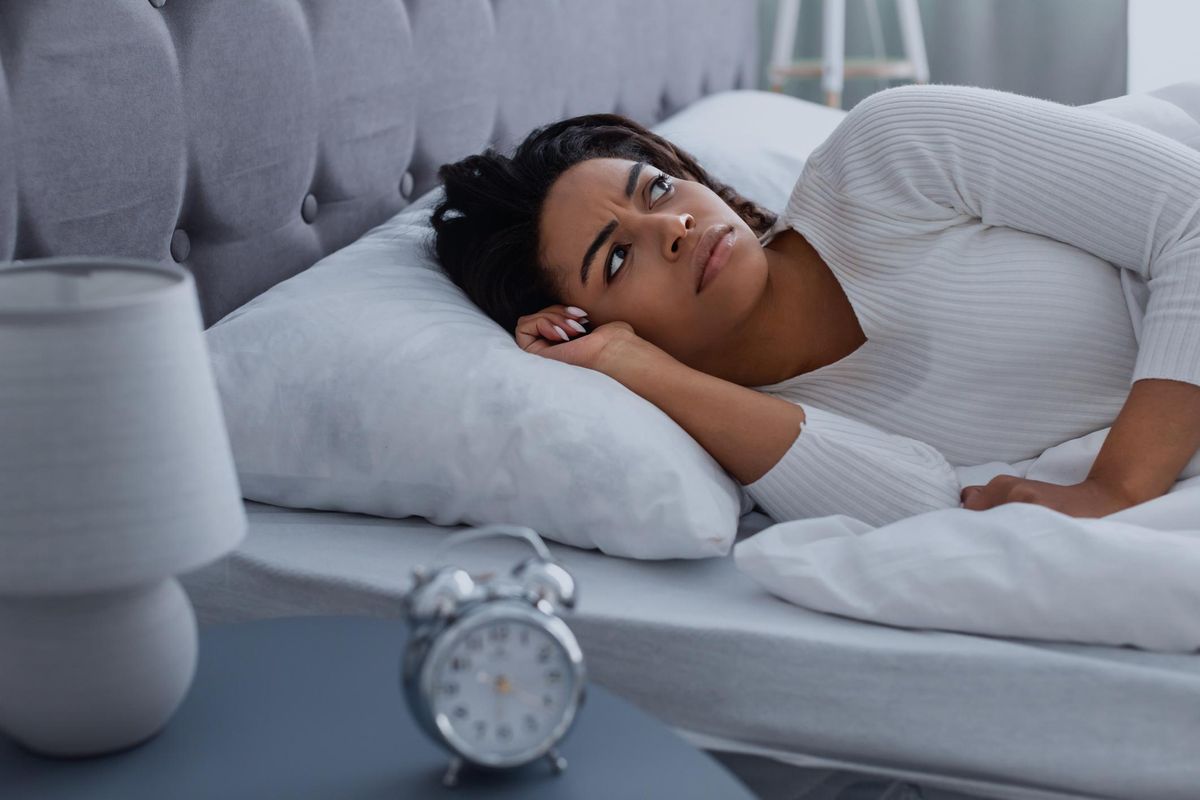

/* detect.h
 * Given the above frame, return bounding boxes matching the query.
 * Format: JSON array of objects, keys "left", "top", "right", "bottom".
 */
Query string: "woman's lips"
[
  {"left": 697, "top": 228, "right": 736, "bottom": 293},
  {"left": 692, "top": 224, "right": 732, "bottom": 293}
]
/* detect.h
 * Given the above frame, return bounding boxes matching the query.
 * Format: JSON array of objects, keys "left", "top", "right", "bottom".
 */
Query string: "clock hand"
[
  {"left": 477, "top": 669, "right": 539, "bottom": 718},
  {"left": 477, "top": 669, "right": 519, "bottom": 702},
  {"left": 501, "top": 677, "right": 552, "bottom": 713},
  {"left": 509, "top": 685, "right": 543, "bottom": 712}
]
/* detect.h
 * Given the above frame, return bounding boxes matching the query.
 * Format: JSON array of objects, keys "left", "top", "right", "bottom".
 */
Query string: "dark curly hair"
[{"left": 427, "top": 113, "right": 777, "bottom": 334}]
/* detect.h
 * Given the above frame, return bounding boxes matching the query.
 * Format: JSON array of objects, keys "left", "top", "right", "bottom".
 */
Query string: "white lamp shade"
[{"left": 0, "top": 258, "right": 246, "bottom": 595}]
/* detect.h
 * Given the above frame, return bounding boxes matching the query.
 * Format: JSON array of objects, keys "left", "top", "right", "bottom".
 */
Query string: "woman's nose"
[{"left": 667, "top": 212, "right": 695, "bottom": 257}]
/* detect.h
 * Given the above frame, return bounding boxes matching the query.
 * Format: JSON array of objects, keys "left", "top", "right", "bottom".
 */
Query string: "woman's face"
[{"left": 538, "top": 157, "right": 769, "bottom": 364}]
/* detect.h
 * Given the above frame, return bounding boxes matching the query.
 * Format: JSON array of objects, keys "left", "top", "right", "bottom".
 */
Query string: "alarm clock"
[{"left": 400, "top": 524, "right": 586, "bottom": 788}]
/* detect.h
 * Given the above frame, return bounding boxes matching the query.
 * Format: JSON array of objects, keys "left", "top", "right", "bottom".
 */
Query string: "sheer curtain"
[{"left": 757, "top": 0, "right": 1128, "bottom": 108}]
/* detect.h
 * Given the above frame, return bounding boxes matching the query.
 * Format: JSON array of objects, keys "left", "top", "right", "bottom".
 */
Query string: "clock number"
[
  {"left": 474, "top": 720, "right": 487, "bottom": 738},
  {"left": 542, "top": 694, "right": 554, "bottom": 708},
  {"left": 523, "top": 714, "right": 538, "bottom": 732},
  {"left": 466, "top": 634, "right": 483, "bottom": 651},
  {"left": 496, "top": 724, "right": 512, "bottom": 741},
  {"left": 537, "top": 645, "right": 552, "bottom": 664},
  {"left": 450, "top": 656, "right": 471, "bottom": 672},
  {"left": 545, "top": 669, "right": 562, "bottom": 684},
  {"left": 439, "top": 681, "right": 459, "bottom": 696},
  {"left": 453, "top": 705, "right": 468, "bottom": 719},
  {"left": 488, "top": 624, "right": 510, "bottom": 642}
]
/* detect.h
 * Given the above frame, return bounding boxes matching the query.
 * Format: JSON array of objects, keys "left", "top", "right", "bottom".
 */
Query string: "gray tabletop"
[{"left": 0, "top": 615, "right": 757, "bottom": 799}]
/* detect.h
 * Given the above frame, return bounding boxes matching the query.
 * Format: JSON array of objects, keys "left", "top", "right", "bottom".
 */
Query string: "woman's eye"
[
  {"left": 650, "top": 174, "right": 673, "bottom": 204},
  {"left": 607, "top": 245, "right": 628, "bottom": 281}
]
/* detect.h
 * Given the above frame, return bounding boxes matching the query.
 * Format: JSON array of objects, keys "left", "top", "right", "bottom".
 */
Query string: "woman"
[{"left": 430, "top": 83, "right": 1200, "bottom": 526}]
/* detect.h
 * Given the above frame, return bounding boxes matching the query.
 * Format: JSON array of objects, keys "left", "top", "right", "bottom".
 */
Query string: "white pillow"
[{"left": 205, "top": 90, "right": 846, "bottom": 560}]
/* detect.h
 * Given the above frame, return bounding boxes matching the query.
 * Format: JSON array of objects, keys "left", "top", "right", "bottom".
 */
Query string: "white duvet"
[{"left": 735, "top": 426, "right": 1200, "bottom": 653}]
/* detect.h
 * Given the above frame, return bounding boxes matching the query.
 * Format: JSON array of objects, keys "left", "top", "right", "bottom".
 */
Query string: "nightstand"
[{"left": 0, "top": 615, "right": 758, "bottom": 799}]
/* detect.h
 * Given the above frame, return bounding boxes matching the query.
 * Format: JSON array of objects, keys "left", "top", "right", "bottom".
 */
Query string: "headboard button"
[
  {"left": 169, "top": 229, "right": 190, "bottom": 263},
  {"left": 301, "top": 194, "right": 319, "bottom": 224},
  {"left": 400, "top": 171, "right": 414, "bottom": 198}
]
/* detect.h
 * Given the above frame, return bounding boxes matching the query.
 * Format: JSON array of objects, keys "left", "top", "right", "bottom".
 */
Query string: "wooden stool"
[{"left": 769, "top": 0, "right": 930, "bottom": 108}]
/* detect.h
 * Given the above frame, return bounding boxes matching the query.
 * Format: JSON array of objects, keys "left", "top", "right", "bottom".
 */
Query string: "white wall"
[{"left": 1127, "top": 0, "right": 1200, "bottom": 94}]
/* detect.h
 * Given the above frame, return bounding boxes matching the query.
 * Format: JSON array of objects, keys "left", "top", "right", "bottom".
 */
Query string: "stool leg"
[
  {"left": 896, "top": 0, "right": 930, "bottom": 84},
  {"left": 822, "top": 0, "right": 846, "bottom": 108},
  {"left": 769, "top": 0, "right": 803, "bottom": 91}
]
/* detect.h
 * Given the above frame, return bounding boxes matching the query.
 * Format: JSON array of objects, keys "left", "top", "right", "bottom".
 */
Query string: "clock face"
[{"left": 429, "top": 616, "right": 576, "bottom": 761}]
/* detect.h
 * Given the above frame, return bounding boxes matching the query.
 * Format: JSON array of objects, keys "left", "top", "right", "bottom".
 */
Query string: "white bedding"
[{"left": 736, "top": 435, "right": 1200, "bottom": 652}]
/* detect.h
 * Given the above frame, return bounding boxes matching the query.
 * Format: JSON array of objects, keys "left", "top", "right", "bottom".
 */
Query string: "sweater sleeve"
[
  {"left": 743, "top": 405, "right": 962, "bottom": 527},
  {"left": 805, "top": 83, "right": 1200, "bottom": 388}
]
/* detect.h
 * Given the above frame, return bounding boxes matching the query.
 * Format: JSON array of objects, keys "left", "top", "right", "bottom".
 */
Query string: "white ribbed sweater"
[{"left": 743, "top": 84, "right": 1200, "bottom": 527}]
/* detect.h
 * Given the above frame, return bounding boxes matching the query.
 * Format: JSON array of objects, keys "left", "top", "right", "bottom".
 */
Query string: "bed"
[
  {"left": 185, "top": 501, "right": 1200, "bottom": 800},
  {"left": 3, "top": 3, "right": 1198, "bottom": 799}
]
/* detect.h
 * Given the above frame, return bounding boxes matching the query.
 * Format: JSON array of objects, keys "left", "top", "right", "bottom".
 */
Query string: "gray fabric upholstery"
[{"left": 0, "top": 0, "right": 759, "bottom": 326}]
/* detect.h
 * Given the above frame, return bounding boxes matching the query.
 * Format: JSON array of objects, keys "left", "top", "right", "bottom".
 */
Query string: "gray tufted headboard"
[{"left": 0, "top": 0, "right": 759, "bottom": 327}]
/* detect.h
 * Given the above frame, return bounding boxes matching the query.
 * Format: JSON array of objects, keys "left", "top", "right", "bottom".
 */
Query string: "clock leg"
[
  {"left": 442, "top": 756, "right": 464, "bottom": 787},
  {"left": 546, "top": 748, "right": 568, "bottom": 774}
]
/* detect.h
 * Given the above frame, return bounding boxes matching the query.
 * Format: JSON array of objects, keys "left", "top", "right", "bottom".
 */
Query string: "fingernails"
[
  {"left": 566, "top": 319, "right": 586, "bottom": 333},
  {"left": 552, "top": 325, "right": 570, "bottom": 342},
  {"left": 566, "top": 306, "right": 587, "bottom": 317}
]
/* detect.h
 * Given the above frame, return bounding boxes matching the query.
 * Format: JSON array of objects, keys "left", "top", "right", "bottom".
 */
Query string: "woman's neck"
[{"left": 700, "top": 228, "right": 866, "bottom": 387}]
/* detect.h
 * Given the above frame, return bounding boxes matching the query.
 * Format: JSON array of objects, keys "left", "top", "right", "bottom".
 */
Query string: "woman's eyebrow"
[{"left": 580, "top": 161, "right": 646, "bottom": 287}]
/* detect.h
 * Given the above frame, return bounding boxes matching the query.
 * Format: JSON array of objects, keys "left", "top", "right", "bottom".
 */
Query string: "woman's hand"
[
  {"left": 514, "top": 305, "right": 644, "bottom": 375},
  {"left": 960, "top": 475, "right": 1142, "bottom": 518}
]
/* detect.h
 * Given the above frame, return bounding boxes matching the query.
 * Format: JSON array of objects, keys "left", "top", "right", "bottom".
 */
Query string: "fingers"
[
  {"left": 961, "top": 475, "right": 1034, "bottom": 511},
  {"left": 514, "top": 305, "right": 591, "bottom": 350},
  {"left": 544, "top": 305, "right": 591, "bottom": 334},
  {"left": 539, "top": 317, "right": 572, "bottom": 343},
  {"left": 960, "top": 485, "right": 987, "bottom": 510}
]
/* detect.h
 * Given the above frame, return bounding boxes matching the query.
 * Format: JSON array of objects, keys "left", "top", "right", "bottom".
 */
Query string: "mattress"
[{"left": 183, "top": 501, "right": 1200, "bottom": 800}]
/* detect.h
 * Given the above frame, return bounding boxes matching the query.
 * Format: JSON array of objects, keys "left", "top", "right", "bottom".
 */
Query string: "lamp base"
[{"left": 0, "top": 576, "right": 197, "bottom": 757}]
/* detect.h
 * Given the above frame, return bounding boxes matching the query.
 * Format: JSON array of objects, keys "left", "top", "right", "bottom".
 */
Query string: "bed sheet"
[{"left": 183, "top": 501, "right": 1200, "bottom": 800}]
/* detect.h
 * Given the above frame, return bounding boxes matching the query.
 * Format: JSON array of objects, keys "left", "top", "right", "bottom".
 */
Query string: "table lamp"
[{"left": 0, "top": 257, "right": 246, "bottom": 757}]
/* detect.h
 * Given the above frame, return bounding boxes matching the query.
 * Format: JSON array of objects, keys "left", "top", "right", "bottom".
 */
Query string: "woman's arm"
[
  {"left": 596, "top": 331, "right": 962, "bottom": 526},
  {"left": 598, "top": 334, "right": 806, "bottom": 486},
  {"left": 965, "top": 378, "right": 1200, "bottom": 515},
  {"left": 1089, "top": 379, "right": 1200, "bottom": 504},
  {"left": 518, "top": 311, "right": 960, "bottom": 525}
]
